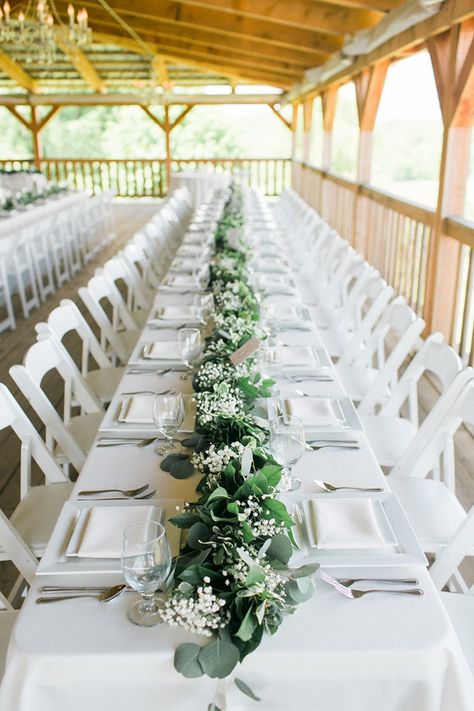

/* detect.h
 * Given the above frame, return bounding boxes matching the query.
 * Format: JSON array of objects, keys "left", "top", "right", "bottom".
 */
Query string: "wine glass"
[
  {"left": 178, "top": 327, "right": 202, "bottom": 373},
  {"left": 193, "top": 293, "right": 214, "bottom": 323},
  {"left": 152, "top": 390, "right": 185, "bottom": 455},
  {"left": 121, "top": 521, "right": 171, "bottom": 627},
  {"left": 269, "top": 415, "right": 305, "bottom": 491}
]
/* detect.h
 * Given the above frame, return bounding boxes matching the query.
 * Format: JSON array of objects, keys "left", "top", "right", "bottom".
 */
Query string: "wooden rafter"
[
  {"left": 57, "top": 1, "right": 344, "bottom": 54},
  {"left": 268, "top": 104, "right": 292, "bottom": 130},
  {"left": 289, "top": 0, "right": 474, "bottom": 100},
  {"left": 140, "top": 104, "right": 164, "bottom": 130},
  {"left": 93, "top": 26, "right": 331, "bottom": 66},
  {"left": 0, "top": 51, "right": 39, "bottom": 93},
  {"left": 150, "top": 0, "right": 383, "bottom": 35},
  {"left": 354, "top": 60, "right": 390, "bottom": 130},
  {"left": 314, "top": 0, "right": 401, "bottom": 9},
  {"left": 4, "top": 105, "right": 32, "bottom": 131},
  {"left": 0, "top": 93, "right": 283, "bottom": 106},
  {"left": 55, "top": 36, "right": 106, "bottom": 93},
  {"left": 152, "top": 56, "right": 171, "bottom": 88}
]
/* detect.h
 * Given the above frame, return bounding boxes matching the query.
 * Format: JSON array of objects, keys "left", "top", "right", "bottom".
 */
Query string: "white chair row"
[
  {"left": 0, "top": 190, "right": 116, "bottom": 332},
  {"left": 275, "top": 187, "right": 474, "bottom": 673}
]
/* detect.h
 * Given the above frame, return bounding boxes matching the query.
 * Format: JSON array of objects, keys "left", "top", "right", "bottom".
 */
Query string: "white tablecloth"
[
  {"left": 169, "top": 171, "right": 231, "bottom": 208},
  {"left": 0, "top": 191, "right": 87, "bottom": 244},
  {"left": 1, "top": 192, "right": 472, "bottom": 711}
]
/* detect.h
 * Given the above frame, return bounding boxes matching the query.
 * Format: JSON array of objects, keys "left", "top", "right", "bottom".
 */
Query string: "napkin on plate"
[
  {"left": 165, "top": 275, "right": 195, "bottom": 287},
  {"left": 309, "top": 498, "right": 386, "bottom": 549},
  {"left": 118, "top": 394, "right": 196, "bottom": 430},
  {"left": 77, "top": 505, "right": 158, "bottom": 558},
  {"left": 143, "top": 341, "right": 180, "bottom": 360},
  {"left": 284, "top": 397, "right": 340, "bottom": 427},
  {"left": 118, "top": 395, "right": 154, "bottom": 424},
  {"left": 281, "top": 346, "right": 316, "bottom": 367},
  {"left": 154, "top": 306, "right": 196, "bottom": 321}
]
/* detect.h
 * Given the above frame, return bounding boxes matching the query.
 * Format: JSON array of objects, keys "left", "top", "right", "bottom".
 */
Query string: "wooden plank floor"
[{"left": 0, "top": 201, "right": 472, "bottom": 592}]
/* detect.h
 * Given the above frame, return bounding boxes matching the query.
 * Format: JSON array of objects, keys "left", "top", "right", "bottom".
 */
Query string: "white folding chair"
[
  {"left": 34, "top": 298, "right": 124, "bottom": 405},
  {"left": 10, "top": 338, "right": 104, "bottom": 472},
  {"left": 335, "top": 298, "right": 425, "bottom": 404},
  {"left": 0, "top": 383, "right": 72, "bottom": 578},
  {"left": 24, "top": 220, "right": 56, "bottom": 303},
  {"left": 0, "top": 249, "right": 15, "bottom": 332},
  {"left": 78, "top": 274, "right": 141, "bottom": 365},
  {"left": 122, "top": 242, "right": 161, "bottom": 290},
  {"left": 358, "top": 334, "right": 463, "bottom": 467},
  {"left": 430, "top": 509, "right": 474, "bottom": 675},
  {"left": 101, "top": 255, "right": 152, "bottom": 317},
  {"left": 11, "top": 230, "right": 41, "bottom": 318},
  {"left": 387, "top": 368, "right": 474, "bottom": 555}
]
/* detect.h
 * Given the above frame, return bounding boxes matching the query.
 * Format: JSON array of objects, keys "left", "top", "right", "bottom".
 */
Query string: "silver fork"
[
  {"left": 77, "top": 484, "right": 149, "bottom": 497},
  {"left": 321, "top": 571, "right": 418, "bottom": 587},
  {"left": 338, "top": 587, "right": 423, "bottom": 599},
  {"left": 313, "top": 479, "right": 383, "bottom": 491},
  {"left": 121, "top": 389, "right": 171, "bottom": 396},
  {"left": 306, "top": 444, "right": 361, "bottom": 452}
]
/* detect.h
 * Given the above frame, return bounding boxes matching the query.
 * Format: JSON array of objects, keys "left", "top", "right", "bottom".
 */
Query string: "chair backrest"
[
  {"left": 10, "top": 338, "right": 102, "bottom": 470},
  {"left": 349, "top": 298, "right": 425, "bottom": 410},
  {"left": 84, "top": 272, "right": 137, "bottom": 332},
  {"left": 361, "top": 334, "right": 463, "bottom": 424},
  {"left": 78, "top": 277, "right": 134, "bottom": 365},
  {"left": 36, "top": 298, "right": 112, "bottom": 375},
  {"left": 102, "top": 255, "right": 151, "bottom": 311},
  {"left": 429, "top": 506, "right": 474, "bottom": 592},
  {"left": 122, "top": 242, "right": 161, "bottom": 290},
  {"left": 391, "top": 369, "right": 474, "bottom": 491}
]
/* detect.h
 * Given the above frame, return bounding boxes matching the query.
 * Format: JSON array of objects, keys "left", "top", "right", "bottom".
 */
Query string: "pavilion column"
[
  {"left": 290, "top": 103, "right": 300, "bottom": 191},
  {"left": 301, "top": 99, "right": 314, "bottom": 203},
  {"left": 4, "top": 105, "right": 60, "bottom": 171},
  {"left": 140, "top": 104, "right": 194, "bottom": 195},
  {"left": 424, "top": 18, "right": 474, "bottom": 337},
  {"left": 352, "top": 61, "right": 389, "bottom": 251},
  {"left": 321, "top": 87, "right": 337, "bottom": 171}
]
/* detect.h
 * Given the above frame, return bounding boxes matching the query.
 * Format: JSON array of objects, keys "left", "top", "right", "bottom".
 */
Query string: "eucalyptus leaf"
[
  {"left": 174, "top": 643, "right": 204, "bottom": 678},
  {"left": 235, "top": 678, "right": 261, "bottom": 702},
  {"left": 198, "top": 638, "right": 240, "bottom": 678},
  {"left": 266, "top": 534, "right": 293, "bottom": 565},
  {"left": 287, "top": 578, "right": 314, "bottom": 603},
  {"left": 236, "top": 607, "right": 257, "bottom": 642},
  {"left": 289, "top": 563, "right": 320, "bottom": 579},
  {"left": 168, "top": 513, "right": 200, "bottom": 529},
  {"left": 187, "top": 522, "right": 211, "bottom": 549},
  {"left": 169, "top": 459, "right": 195, "bottom": 479}
]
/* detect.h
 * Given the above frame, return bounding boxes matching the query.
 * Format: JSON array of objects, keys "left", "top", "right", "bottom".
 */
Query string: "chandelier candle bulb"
[{"left": 3, "top": 1, "right": 9, "bottom": 22}]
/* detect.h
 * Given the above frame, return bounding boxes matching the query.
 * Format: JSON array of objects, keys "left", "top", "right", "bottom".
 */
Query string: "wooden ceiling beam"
[
  {"left": 57, "top": 1, "right": 343, "bottom": 53},
  {"left": 167, "top": 0, "right": 383, "bottom": 34},
  {"left": 268, "top": 104, "right": 292, "bottom": 130},
  {"left": 0, "top": 92, "right": 284, "bottom": 106},
  {"left": 93, "top": 27, "right": 330, "bottom": 67},
  {"left": 147, "top": 40, "right": 304, "bottom": 78},
  {"left": 306, "top": 0, "right": 402, "bottom": 10},
  {"left": 55, "top": 37, "right": 106, "bottom": 93},
  {"left": 0, "top": 51, "right": 40, "bottom": 93}
]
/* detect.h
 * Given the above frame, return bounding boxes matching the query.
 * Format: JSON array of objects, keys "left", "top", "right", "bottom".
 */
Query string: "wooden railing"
[
  {"left": 293, "top": 161, "right": 474, "bottom": 365},
  {"left": 0, "top": 157, "right": 291, "bottom": 198}
]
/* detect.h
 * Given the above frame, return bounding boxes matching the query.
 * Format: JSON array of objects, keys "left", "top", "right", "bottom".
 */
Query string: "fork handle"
[
  {"left": 333, "top": 485, "right": 383, "bottom": 491},
  {"left": 36, "top": 594, "right": 99, "bottom": 604},
  {"left": 77, "top": 488, "right": 124, "bottom": 495},
  {"left": 340, "top": 578, "right": 419, "bottom": 586},
  {"left": 360, "top": 588, "right": 423, "bottom": 596}
]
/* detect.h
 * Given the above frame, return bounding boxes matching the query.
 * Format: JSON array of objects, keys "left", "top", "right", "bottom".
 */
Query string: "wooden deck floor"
[{"left": 0, "top": 201, "right": 472, "bottom": 592}]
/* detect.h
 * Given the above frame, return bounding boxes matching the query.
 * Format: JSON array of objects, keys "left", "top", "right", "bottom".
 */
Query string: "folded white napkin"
[
  {"left": 165, "top": 274, "right": 195, "bottom": 287},
  {"left": 143, "top": 341, "right": 180, "bottom": 360},
  {"left": 309, "top": 498, "right": 386, "bottom": 549},
  {"left": 119, "top": 395, "right": 154, "bottom": 424},
  {"left": 274, "top": 307, "right": 301, "bottom": 324},
  {"left": 77, "top": 505, "right": 158, "bottom": 558},
  {"left": 284, "top": 397, "right": 340, "bottom": 427},
  {"left": 171, "top": 258, "right": 199, "bottom": 272},
  {"left": 154, "top": 306, "right": 196, "bottom": 321},
  {"left": 282, "top": 346, "right": 316, "bottom": 367},
  {"left": 118, "top": 394, "right": 196, "bottom": 430}
]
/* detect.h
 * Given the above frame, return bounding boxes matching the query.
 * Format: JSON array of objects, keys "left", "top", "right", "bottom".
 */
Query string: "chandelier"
[{"left": 0, "top": 2, "right": 92, "bottom": 65}]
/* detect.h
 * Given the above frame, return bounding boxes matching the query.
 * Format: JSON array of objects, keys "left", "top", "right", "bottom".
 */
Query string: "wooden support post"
[
  {"left": 321, "top": 87, "right": 337, "bottom": 171},
  {"left": 164, "top": 105, "right": 172, "bottom": 193},
  {"left": 290, "top": 103, "right": 299, "bottom": 189},
  {"left": 352, "top": 60, "right": 389, "bottom": 250},
  {"left": 303, "top": 98, "right": 314, "bottom": 164},
  {"left": 4, "top": 105, "right": 61, "bottom": 169},
  {"left": 424, "top": 18, "right": 474, "bottom": 337},
  {"left": 268, "top": 104, "right": 292, "bottom": 131}
]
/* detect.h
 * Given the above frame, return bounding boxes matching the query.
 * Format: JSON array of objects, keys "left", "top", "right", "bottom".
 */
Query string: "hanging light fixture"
[{"left": 0, "top": 1, "right": 92, "bottom": 65}]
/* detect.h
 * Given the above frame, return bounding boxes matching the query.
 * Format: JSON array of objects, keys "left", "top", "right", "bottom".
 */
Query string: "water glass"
[
  {"left": 269, "top": 415, "right": 305, "bottom": 491},
  {"left": 122, "top": 521, "right": 171, "bottom": 627},
  {"left": 193, "top": 293, "right": 214, "bottom": 323},
  {"left": 193, "top": 264, "right": 210, "bottom": 289},
  {"left": 152, "top": 390, "right": 185, "bottom": 455},
  {"left": 178, "top": 327, "right": 203, "bottom": 370}
]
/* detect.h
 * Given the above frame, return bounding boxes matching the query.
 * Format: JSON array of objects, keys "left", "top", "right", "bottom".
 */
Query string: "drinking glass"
[
  {"left": 152, "top": 390, "right": 185, "bottom": 455},
  {"left": 269, "top": 415, "right": 305, "bottom": 491},
  {"left": 193, "top": 293, "right": 214, "bottom": 323},
  {"left": 178, "top": 327, "right": 203, "bottom": 371},
  {"left": 122, "top": 521, "right": 171, "bottom": 627}
]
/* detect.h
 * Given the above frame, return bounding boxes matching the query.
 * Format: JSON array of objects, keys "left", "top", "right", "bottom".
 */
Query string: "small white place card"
[
  {"left": 227, "top": 227, "right": 244, "bottom": 251},
  {"left": 230, "top": 336, "right": 261, "bottom": 365}
]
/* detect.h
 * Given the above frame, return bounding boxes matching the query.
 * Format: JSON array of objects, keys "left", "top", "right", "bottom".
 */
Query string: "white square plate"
[{"left": 38, "top": 498, "right": 183, "bottom": 576}]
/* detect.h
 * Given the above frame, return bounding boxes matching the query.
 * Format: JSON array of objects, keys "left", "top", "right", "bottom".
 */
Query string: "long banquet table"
[
  {"left": 0, "top": 191, "right": 87, "bottom": 243},
  {"left": 0, "top": 190, "right": 473, "bottom": 711}
]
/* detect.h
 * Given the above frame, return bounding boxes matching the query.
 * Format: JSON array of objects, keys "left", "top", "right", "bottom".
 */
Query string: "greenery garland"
[{"left": 160, "top": 185, "right": 317, "bottom": 708}]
